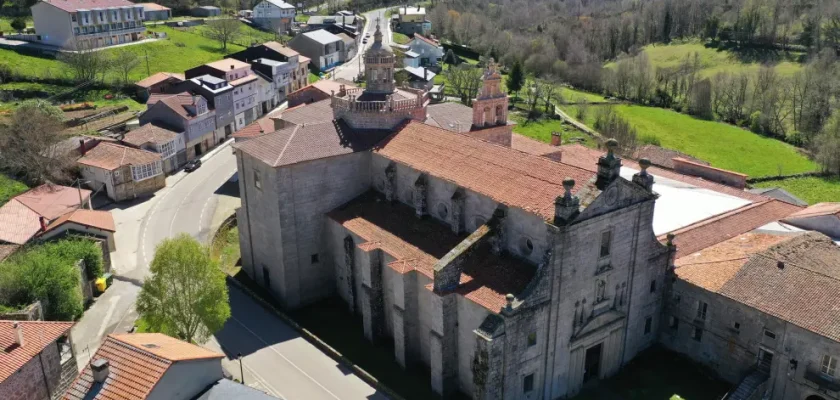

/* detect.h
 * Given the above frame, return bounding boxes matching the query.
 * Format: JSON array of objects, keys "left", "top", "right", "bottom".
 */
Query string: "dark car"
[{"left": 184, "top": 159, "right": 202, "bottom": 172}]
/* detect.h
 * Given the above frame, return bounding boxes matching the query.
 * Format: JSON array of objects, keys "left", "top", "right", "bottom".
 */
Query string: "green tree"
[
  {"left": 507, "top": 60, "right": 524, "bottom": 101},
  {"left": 137, "top": 234, "right": 230, "bottom": 343},
  {"left": 10, "top": 17, "right": 27, "bottom": 33}
]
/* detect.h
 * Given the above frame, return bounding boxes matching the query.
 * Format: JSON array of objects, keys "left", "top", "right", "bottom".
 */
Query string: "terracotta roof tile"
[
  {"left": 375, "top": 122, "right": 595, "bottom": 221},
  {"left": 138, "top": 2, "right": 170, "bottom": 11},
  {"left": 632, "top": 144, "right": 709, "bottom": 170},
  {"left": 329, "top": 191, "right": 535, "bottom": 312},
  {"left": 261, "top": 42, "right": 299, "bottom": 58},
  {"left": 135, "top": 72, "right": 184, "bottom": 88},
  {"left": 44, "top": 209, "right": 116, "bottom": 234},
  {"left": 205, "top": 58, "right": 251, "bottom": 72},
  {"left": 676, "top": 232, "right": 840, "bottom": 342},
  {"left": 0, "top": 321, "right": 74, "bottom": 383},
  {"left": 233, "top": 114, "right": 279, "bottom": 139},
  {"left": 662, "top": 200, "right": 803, "bottom": 259},
  {"left": 123, "top": 124, "right": 179, "bottom": 147},
  {"left": 157, "top": 92, "right": 205, "bottom": 120},
  {"left": 230, "top": 74, "right": 258, "bottom": 87},
  {"left": 412, "top": 33, "right": 438, "bottom": 47},
  {"left": 279, "top": 99, "right": 334, "bottom": 125},
  {"left": 78, "top": 142, "right": 162, "bottom": 171},
  {"left": 511, "top": 133, "right": 561, "bottom": 157},
  {"left": 43, "top": 0, "right": 137, "bottom": 13},
  {"left": 0, "top": 201, "right": 46, "bottom": 245},
  {"left": 12, "top": 184, "right": 91, "bottom": 221},
  {"left": 783, "top": 203, "right": 840, "bottom": 219},
  {"left": 63, "top": 333, "right": 222, "bottom": 400}
]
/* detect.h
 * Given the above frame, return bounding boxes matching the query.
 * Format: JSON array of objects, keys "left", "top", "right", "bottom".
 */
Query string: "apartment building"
[{"left": 31, "top": 0, "right": 145, "bottom": 48}]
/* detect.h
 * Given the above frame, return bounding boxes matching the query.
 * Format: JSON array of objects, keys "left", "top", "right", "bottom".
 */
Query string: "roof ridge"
[
  {"left": 273, "top": 124, "right": 301, "bottom": 165},
  {"left": 106, "top": 334, "right": 174, "bottom": 363},
  {"left": 664, "top": 200, "right": 770, "bottom": 237}
]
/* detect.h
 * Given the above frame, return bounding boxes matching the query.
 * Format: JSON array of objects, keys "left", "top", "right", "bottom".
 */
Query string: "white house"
[
  {"left": 31, "top": 0, "right": 146, "bottom": 49},
  {"left": 406, "top": 34, "right": 444, "bottom": 67},
  {"left": 252, "top": 0, "right": 295, "bottom": 33},
  {"left": 121, "top": 123, "right": 185, "bottom": 174}
]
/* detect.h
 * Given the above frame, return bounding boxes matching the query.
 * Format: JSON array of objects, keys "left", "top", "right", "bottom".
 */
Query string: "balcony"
[
  {"left": 76, "top": 23, "right": 145, "bottom": 37},
  {"left": 804, "top": 365, "right": 840, "bottom": 392}
]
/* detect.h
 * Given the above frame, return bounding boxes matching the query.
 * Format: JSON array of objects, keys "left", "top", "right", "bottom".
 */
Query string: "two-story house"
[
  {"left": 252, "top": 0, "right": 295, "bottom": 33},
  {"left": 250, "top": 58, "right": 293, "bottom": 104},
  {"left": 186, "top": 59, "right": 260, "bottom": 131},
  {"left": 406, "top": 34, "right": 444, "bottom": 68},
  {"left": 394, "top": 5, "right": 430, "bottom": 36},
  {"left": 288, "top": 29, "right": 344, "bottom": 71},
  {"left": 78, "top": 142, "right": 165, "bottom": 201},
  {"left": 31, "top": 0, "right": 146, "bottom": 49},
  {"left": 122, "top": 123, "right": 185, "bottom": 173},
  {"left": 174, "top": 74, "right": 235, "bottom": 141},
  {"left": 141, "top": 92, "right": 217, "bottom": 159},
  {"left": 229, "top": 41, "right": 309, "bottom": 93}
]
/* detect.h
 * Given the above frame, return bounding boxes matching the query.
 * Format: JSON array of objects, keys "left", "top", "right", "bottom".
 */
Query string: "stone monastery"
[{"left": 233, "top": 23, "right": 840, "bottom": 400}]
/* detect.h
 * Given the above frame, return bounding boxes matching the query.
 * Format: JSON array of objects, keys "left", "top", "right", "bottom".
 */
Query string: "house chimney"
[
  {"left": 273, "top": 118, "right": 285, "bottom": 130},
  {"left": 550, "top": 131, "right": 562, "bottom": 146},
  {"left": 13, "top": 322, "right": 24, "bottom": 347},
  {"left": 39, "top": 216, "right": 47, "bottom": 232},
  {"left": 423, "top": 67, "right": 428, "bottom": 81},
  {"left": 339, "top": 84, "right": 346, "bottom": 96},
  {"left": 91, "top": 359, "right": 110, "bottom": 383},
  {"left": 595, "top": 138, "right": 622, "bottom": 190},
  {"left": 553, "top": 177, "right": 580, "bottom": 226},
  {"left": 79, "top": 139, "right": 87, "bottom": 155},
  {"left": 230, "top": 65, "right": 234, "bottom": 70}
]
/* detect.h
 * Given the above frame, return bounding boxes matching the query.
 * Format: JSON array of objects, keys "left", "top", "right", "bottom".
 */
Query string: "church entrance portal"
[{"left": 584, "top": 343, "right": 603, "bottom": 383}]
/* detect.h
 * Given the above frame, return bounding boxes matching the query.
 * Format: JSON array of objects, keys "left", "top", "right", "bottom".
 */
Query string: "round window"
[
  {"left": 520, "top": 237, "right": 534, "bottom": 255},
  {"left": 436, "top": 203, "right": 449, "bottom": 219}
]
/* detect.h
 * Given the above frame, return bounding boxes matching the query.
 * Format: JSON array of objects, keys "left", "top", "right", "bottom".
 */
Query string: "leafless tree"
[
  {"left": 111, "top": 49, "right": 141, "bottom": 85},
  {"left": 444, "top": 64, "right": 483, "bottom": 105},
  {"left": 205, "top": 19, "right": 242, "bottom": 51},
  {"left": 58, "top": 41, "right": 110, "bottom": 83},
  {"left": 522, "top": 77, "right": 543, "bottom": 117},
  {"left": 0, "top": 100, "right": 73, "bottom": 185}
]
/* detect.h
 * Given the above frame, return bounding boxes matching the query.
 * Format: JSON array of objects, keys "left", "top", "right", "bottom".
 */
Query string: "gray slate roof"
[
  {"left": 262, "top": 0, "right": 295, "bottom": 9},
  {"left": 193, "top": 379, "right": 279, "bottom": 400},
  {"left": 748, "top": 187, "right": 809, "bottom": 207},
  {"left": 302, "top": 29, "right": 342, "bottom": 45}
]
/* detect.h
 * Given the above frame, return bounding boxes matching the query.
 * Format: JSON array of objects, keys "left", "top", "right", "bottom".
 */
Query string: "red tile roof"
[
  {"left": 122, "top": 124, "right": 179, "bottom": 147},
  {"left": 43, "top": 209, "right": 116, "bottom": 234},
  {"left": 412, "top": 33, "right": 438, "bottom": 47},
  {"left": 511, "top": 133, "right": 562, "bottom": 157},
  {"left": 676, "top": 231, "right": 840, "bottom": 342},
  {"left": 229, "top": 74, "right": 258, "bottom": 87},
  {"left": 135, "top": 72, "right": 184, "bottom": 88},
  {"left": 783, "top": 203, "right": 840, "bottom": 219},
  {"left": 261, "top": 41, "right": 300, "bottom": 58},
  {"left": 156, "top": 92, "right": 204, "bottom": 120},
  {"left": 375, "top": 122, "right": 596, "bottom": 221},
  {"left": 0, "top": 199, "right": 42, "bottom": 245},
  {"left": 42, "top": 0, "right": 137, "bottom": 13},
  {"left": 279, "top": 98, "right": 334, "bottom": 125},
  {"left": 233, "top": 114, "right": 279, "bottom": 139},
  {"left": 137, "top": 2, "right": 170, "bottom": 11},
  {"left": 205, "top": 58, "right": 250, "bottom": 73},
  {"left": 329, "top": 191, "right": 535, "bottom": 312},
  {"left": 425, "top": 102, "right": 473, "bottom": 133},
  {"left": 0, "top": 244, "right": 19, "bottom": 262},
  {"left": 63, "top": 333, "right": 222, "bottom": 400},
  {"left": 15, "top": 184, "right": 92, "bottom": 220},
  {"left": 662, "top": 200, "right": 803, "bottom": 259},
  {"left": 78, "top": 142, "right": 162, "bottom": 171},
  {"left": 0, "top": 321, "right": 74, "bottom": 383}
]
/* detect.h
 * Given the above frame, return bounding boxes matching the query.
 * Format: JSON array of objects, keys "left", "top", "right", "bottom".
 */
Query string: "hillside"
[{"left": 632, "top": 41, "right": 803, "bottom": 78}]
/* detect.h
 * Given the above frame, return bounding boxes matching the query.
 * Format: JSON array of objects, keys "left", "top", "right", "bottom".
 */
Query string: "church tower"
[
  {"left": 472, "top": 59, "right": 509, "bottom": 128},
  {"left": 364, "top": 21, "right": 396, "bottom": 94}
]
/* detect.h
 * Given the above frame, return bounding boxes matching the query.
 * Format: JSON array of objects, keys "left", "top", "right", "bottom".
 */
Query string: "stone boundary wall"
[
  {"left": 747, "top": 171, "right": 829, "bottom": 183},
  {"left": 673, "top": 157, "right": 748, "bottom": 189},
  {"left": 0, "top": 301, "right": 44, "bottom": 321}
]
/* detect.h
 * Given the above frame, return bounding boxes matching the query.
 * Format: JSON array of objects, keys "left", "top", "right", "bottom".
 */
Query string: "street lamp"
[{"left": 237, "top": 352, "right": 244, "bottom": 385}]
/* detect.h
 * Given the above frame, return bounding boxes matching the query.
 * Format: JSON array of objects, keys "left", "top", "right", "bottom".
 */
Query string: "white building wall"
[{"left": 31, "top": 2, "right": 74, "bottom": 47}]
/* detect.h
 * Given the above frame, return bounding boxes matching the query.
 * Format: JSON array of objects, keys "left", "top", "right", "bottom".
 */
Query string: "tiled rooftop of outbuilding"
[{"left": 329, "top": 191, "right": 536, "bottom": 312}]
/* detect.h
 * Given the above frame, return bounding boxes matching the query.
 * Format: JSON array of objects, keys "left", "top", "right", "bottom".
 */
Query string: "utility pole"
[
  {"left": 144, "top": 48, "right": 150, "bottom": 76},
  {"left": 76, "top": 178, "right": 87, "bottom": 209}
]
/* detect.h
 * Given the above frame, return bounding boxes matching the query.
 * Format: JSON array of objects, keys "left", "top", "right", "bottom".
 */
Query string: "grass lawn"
[
  {"left": 560, "top": 87, "right": 607, "bottom": 104},
  {"left": 560, "top": 103, "right": 818, "bottom": 177},
  {"left": 0, "top": 17, "right": 33, "bottom": 33},
  {"left": 295, "top": 14, "right": 310, "bottom": 23},
  {"left": 392, "top": 32, "right": 410, "bottom": 45},
  {"left": 753, "top": 176, "right": 840, "bottom": 205},
  {"left": 572, "top": 346, "right": 730, "bottom": 400},
  {"left": 309, "top": 72, "right": 320, "bottom": 83},
  {"left": 0, "top": 83, "right": 144, "bottom": 112},
  {"left": 511, "top": 113, "right": 597, "bottom": 148},
  {"left": 611, "top": 41, "right": 803, "bottom": 78},
  {"left": 0, "top": 174, "right": 28, "bottom": 206},
  {"left": 211, "top": 224, "right": 241, "bottom": 276}
]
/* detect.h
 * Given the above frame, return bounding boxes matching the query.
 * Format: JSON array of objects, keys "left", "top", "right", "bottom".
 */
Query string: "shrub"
[
  {"left": 749, "top": 111, "right": 763, "bottom": 134},
  {"left": 639, "top": 134, "right": 661, "bottom": 146},
  {"left": 45, "top": 238, "right": 104, "bottom": 279}
]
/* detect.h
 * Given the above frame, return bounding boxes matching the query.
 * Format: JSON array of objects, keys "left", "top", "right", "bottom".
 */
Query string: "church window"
[
  {"left": 519, "top": 237, "right": 534, "bottom": 256},
  {"left": 669, "top": 316, "right": 679, "bottom": 330},
  {"left": 692, "top": 327, "right": 703, "bottom": 342},
  {"left": 649, "top": 279, "right": 656, "bottom": 293},
  {"left": 253, "top": 170, "right": 262, "bottom": 190},
  {"left": 436, "top": 203, "right": 449, "bottom": 220},
  {"left": 732, "top": 322, "right": 741, "bottom": 333},
  {"left": 527, "top": 332, "right": 536, "bottom": 347},
  {"left": 644, "top": 316, "right": 652, "bottom": 335},
  {"left": 311, "top": 254, "right": 320, "bottom": 264},
  {"left": 822, "top": 355, "right": 837, "bottom": 376},
  {"left": 599, "top": 230, "right": 612, "bottom": 258},
  {"left": 523, "top": 374, "right": 534, "bottom": 393},
  {"left": 764, "top": 329, "right": 776, "bottom": 340},
  {"left": 696, "top": 301, "right": 708, "bottom": 320}
]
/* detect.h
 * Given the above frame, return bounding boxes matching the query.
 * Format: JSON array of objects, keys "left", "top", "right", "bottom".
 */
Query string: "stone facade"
[{"left": 0, "top": 337, "right": 75, "bottom": 400}]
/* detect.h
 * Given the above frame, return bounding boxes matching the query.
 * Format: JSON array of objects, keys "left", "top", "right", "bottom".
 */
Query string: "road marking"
[
  {"left": 229, "top": 315, "right": 343, "bottom": 400},
  {"left": 95, "top": 295, "right": 120, "bottom": 339},
  {"left": 199, "top": 196, "right": 213, "bottom": 240},
  {"left": 242, "top": 361, "right": 288, "bottom": 400}
]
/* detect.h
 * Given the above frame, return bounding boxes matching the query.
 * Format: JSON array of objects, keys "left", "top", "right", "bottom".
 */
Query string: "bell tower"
[
  {"left": 364, "top": 21, "right": 396, "bottom": 94},
  {"left": 472, "top": 59, "right": 509, "bottom": 128}
]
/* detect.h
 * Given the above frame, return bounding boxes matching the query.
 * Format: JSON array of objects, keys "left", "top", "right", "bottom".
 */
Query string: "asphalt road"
[{"left": 332, "top": 8, "right": 392, "bottom": 82}]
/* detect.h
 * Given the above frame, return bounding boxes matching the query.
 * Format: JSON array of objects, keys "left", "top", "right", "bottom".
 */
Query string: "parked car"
[
  {"left": 184, "top": 159, "right": 202, "bottom": 172},
  {"left": 363, "top": 38, "right": 368, "bottom": 44}
]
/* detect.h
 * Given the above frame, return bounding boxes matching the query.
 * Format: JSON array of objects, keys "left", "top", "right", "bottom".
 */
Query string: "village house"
[
  {"left": 173, "top": 74, "right": 236, "bottom": 141},
  {"left": 0, "top": 321, "right": 76, "bottom": 400},
  {"left": 141, "top": 92, "right": 218, "bottom": 159},
  {"left": 233, "top": 24, "right": 840, "bottom": 400},
  {"left": 30, "top": 0, "right": 146, "bottom": 48},
  {"left": 78, "top": 142, "right": 165, "bottom": 201},
  {"left": 121, "top": 123, "right": 185, "bottom": 173},
  {"left": 185, "top": 59, "right": 261, "bottom": 131},
  {"left": 137, "top": 3, "right": 170, "bottom": 21},
  {"left": 406, "top": 34, "right": 444, "bottom": 67},
  {"left": 190, "top": 6, "right": 220, "bottom": 17},
  {"left": 229, "top": 41, "right": 311, "bottom": 94},
  {"left": 288, "top": 29, "right": 344, "bottom": 71},
  {"left": 134, "top": 72, "right": 184, "bottom": 101},
  {"left": 403, "top": 66, "right": 436, "bottom": 91},
  {"left": 62, "top": 333, "right": 278, "bottom": 400},
  {"left": 251, "top": 0, "right": 295, "bottom": 33},
  {"left": 393, "top": 5, "right": 430, "bottom": 36}
]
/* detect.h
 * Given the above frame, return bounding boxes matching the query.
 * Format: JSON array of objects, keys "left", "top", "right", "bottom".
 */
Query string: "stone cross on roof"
[{"left": 374, "top": 18, "right": 382, "bottom": 43}]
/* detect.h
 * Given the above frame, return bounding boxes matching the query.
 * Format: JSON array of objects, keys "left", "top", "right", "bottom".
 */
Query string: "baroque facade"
[{"left": 234, "top": 23, "right": 840, "bottom": 400}]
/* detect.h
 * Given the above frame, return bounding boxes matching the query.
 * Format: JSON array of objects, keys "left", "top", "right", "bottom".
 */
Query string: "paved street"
[{"left": 332, "top": 8, "right": 392, "bottom": 82}]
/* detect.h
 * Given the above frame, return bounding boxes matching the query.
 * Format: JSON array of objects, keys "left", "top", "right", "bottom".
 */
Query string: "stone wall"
[
  {"left": 464, "top": 124, "right": 512, "bottom": 147},
  {"left": 0, "top": 340, "right": 63, "bottom": 400},
  {"left": 113, "top": 165, "right": 165, "bottom": 202},
  {"left": 673, "top": 157, "right": 748, "bottom": 189}
]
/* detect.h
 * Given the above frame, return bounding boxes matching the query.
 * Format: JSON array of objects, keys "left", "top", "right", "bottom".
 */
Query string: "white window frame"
[
  {"left": 822, "top": 355, "right": 837, "bottom": 377},
  {"left": 157, "top": 140, "right": 176, "bottom": 159},
  {"left": 131, "top": 161, "right": 161, "bottom": 182}
]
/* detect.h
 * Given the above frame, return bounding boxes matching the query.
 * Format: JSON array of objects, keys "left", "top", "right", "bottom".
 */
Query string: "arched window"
[
  {"left": 484, "top": 107, "right": 492, "bottom": 127},
  {"left": 496, "top": 104, "right": 504, "bottom": 124}
]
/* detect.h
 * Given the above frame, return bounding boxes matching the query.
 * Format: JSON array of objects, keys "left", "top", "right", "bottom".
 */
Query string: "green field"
[
  {"left": 612, "top": 41, "right": 803, "bottom": 78},
  {"left": 0, "top": 175, "right": 27, "bottom": 206},
  {"left": 511, "top": 113, "right": 597, "bottom": 148},
  {"left": 753, "top": 176, "right": 840, "bottom": 205},
  {"left": 0, "top": 17, "right": 33, "bottom": 33},
  {"left": 560, "top": 103, "right": 818, "bottom": 177},
  {"left": 559, "top": 87, "right": 606, "bottom": 103},
  {"left": 392, "top": 32, "right": 411, "bottom": 45}
]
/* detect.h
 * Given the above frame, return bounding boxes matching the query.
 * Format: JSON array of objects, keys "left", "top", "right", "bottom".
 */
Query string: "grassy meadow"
[
  {"left": 0, "top": 174, "right": 28, "bottom": 206},
  {"left": 559, "top": 103, "right": 818, "bottom": 177},
  {"left": 511, "top": 113, "right": 597, "bottom": 148},
  {"left": 753, "top": 176, "right": 840, "bottom": 205}
]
